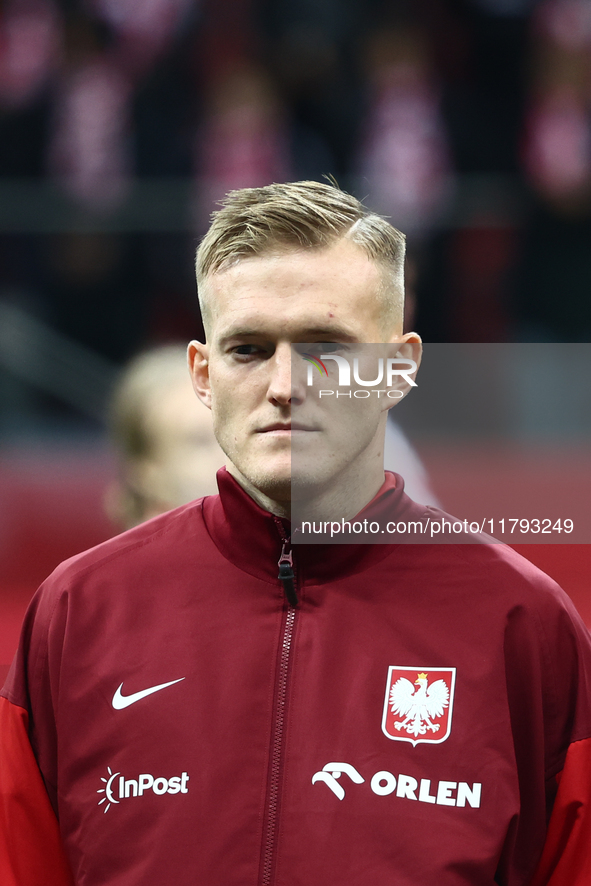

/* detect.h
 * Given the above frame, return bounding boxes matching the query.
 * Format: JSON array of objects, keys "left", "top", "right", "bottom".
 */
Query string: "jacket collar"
[{"left": 202, "top": 467, "right": 428, "bottom": 586}]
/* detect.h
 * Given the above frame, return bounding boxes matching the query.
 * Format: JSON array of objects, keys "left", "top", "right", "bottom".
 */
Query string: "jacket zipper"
[
  {"left": 277, "top": 541, "right": 298, "bottom": 608},
  {"left": 260, "top": 522, "right": 299, "bottom": 886}
]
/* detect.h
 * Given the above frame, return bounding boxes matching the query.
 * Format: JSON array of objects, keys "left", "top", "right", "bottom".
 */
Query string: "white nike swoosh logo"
[{"left": 112, "top": 678, "right": 185, "bottom": 710}]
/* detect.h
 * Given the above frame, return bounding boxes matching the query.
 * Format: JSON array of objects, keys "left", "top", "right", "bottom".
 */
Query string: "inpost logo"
[
  {"left": 97, "top": 765, "right": 189, "bottom": 813},
  {"left": 303, "top": 352, "right": 418, "bottom": 400}
]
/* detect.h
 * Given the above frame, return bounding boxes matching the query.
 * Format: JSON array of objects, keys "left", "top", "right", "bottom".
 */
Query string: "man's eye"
[
  {"left": 306, "top": 342, "right": 346, "bottom": 355},
  {"left": 231, "top": 344, "right": 266, "bottom": 359}
]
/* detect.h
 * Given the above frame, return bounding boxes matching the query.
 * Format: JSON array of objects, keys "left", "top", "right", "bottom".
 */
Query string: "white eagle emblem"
[
  {"left": 390, "top": 673, "right": 449, "bottom": 736},
  {"left": 382, "top": 666, "right": 456, "bottom": 745}
]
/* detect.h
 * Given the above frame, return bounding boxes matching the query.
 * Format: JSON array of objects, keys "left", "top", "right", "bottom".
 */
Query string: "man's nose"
[{"left": 267, "top": 345, "right": 305, "bottom": 406}]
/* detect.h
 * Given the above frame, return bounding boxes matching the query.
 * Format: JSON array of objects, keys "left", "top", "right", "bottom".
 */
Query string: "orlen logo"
[
  {"left": 97, "top": 765, "right": 189, "bottom": 813},
  {"left": 311, "top": 762, "right": 481, "bottom": 809},
  {"left": 304, "top": 353, "right": 418, "bottom": 400}
]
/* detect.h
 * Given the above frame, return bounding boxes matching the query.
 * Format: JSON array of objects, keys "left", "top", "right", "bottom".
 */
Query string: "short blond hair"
[{"left": 195, "top": 181, "right": 406, "bottom": 330}]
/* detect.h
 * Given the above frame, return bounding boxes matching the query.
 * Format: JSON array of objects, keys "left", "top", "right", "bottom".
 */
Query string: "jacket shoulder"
[
  {"left": 42, "top": 497, "right": 210, "bottom": 593},
  {"left": 0, "top": 498, "right": 213, "bottom": 713}
]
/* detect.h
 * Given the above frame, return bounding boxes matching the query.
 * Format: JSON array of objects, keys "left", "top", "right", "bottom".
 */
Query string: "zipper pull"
[{"left": 278, "top": 541, "right": 298, "bottom": 608}]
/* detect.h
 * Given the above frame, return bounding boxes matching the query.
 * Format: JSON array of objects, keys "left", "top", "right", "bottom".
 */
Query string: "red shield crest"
[{"left": 382, "top": 666, "right": 456, "bottom": 746}]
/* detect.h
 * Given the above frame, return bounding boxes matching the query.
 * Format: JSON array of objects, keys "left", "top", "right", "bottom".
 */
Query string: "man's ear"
[
  {"left": 394, "top": 332, "right": 422, "bottom": 373},
  {"left": 382, "top": 332, "right": 422, "bottom": 412},
  {"left": 188, "top": 341, "right": 212, "bottom": 409}
]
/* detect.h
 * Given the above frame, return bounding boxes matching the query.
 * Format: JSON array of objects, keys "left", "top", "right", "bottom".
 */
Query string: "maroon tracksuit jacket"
[{"left": 1, "top": 469, "right": 591, "bottom": 885}]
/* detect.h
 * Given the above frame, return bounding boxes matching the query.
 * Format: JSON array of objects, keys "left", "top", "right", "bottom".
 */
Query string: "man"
[
  {"left": 1, "top": 181, "right": 591, "bottom": 885},
  {"left": 105, "top": 345, "right": 224, "bottom": 529}
]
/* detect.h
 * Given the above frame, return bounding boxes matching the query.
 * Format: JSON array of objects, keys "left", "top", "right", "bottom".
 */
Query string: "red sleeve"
[
  {"left": 529, "top": 737, "right": 591, "bottom": 885},
  {"left": 0, "top": 696, "right": 74, "bottom": 886}
]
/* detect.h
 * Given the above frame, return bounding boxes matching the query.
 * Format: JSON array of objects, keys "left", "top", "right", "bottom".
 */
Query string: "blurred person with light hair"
[{"left": 106, "top": 344, "right": 224, "bottom": 529}]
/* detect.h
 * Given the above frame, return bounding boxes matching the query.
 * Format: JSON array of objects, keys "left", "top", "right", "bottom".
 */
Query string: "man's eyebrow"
[
  {"left": 218, "top": 325, "right": 359, "bottom": 343},
  {"left": 296, "top": 327, "right": 359, "bottom": 342},
  {"left": 218, "top": 328, "right": 264, "bottom": 341}
]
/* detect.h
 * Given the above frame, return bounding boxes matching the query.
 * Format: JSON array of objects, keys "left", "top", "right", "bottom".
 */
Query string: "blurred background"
[{"left": 1, "top": 0, "right": 591, "bottom": 676}]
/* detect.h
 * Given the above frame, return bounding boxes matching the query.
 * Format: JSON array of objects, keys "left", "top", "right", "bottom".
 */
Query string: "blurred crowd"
[{"left": 2, "top": 0, "right": 591, "bottom": 430}]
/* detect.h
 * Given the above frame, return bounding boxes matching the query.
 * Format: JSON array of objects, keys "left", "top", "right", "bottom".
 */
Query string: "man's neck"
[
  {"left": 226, "top": 458, "right": 387, "bottom": 526},
  {"left": 225, "top": 462, "right": 291, "bottom": 518}
]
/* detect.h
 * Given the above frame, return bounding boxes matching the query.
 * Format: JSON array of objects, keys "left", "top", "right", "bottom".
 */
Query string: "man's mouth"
[{"left": 257, "top": 423, "right": 318, "bottom": 434}]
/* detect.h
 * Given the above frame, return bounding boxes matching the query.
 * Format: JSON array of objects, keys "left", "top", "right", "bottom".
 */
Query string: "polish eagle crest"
[{"left": 382, "top": 667, "right": 456, "bottom": 745}]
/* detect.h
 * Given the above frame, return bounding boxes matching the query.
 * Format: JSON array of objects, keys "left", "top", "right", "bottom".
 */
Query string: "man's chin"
[{"left": 227, "top": 452, "right": 343, "bottom": 509}]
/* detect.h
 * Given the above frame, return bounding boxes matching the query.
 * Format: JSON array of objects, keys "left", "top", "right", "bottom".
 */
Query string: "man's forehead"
[
  {"left": 212, "top": 278, "right": 379, "bottom": 342},
  {"left": 203, "top": 242, "right": 386, "bottom": 333},
  {"left": 208, "top": 240, "right": 382, "bottom": 291}
]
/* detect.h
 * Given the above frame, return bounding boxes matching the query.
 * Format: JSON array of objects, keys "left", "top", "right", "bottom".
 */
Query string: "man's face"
[
  {"left": 189, "top": 239, "right": 419, "bottom": 503},
  {"left": 139, "top": 376, "right": 225, "bottom": 510}
]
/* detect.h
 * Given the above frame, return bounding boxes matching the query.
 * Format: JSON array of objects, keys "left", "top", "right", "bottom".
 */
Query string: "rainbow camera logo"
[{"left": 302, "top": 353, "right": 329, "bottom": 380}]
